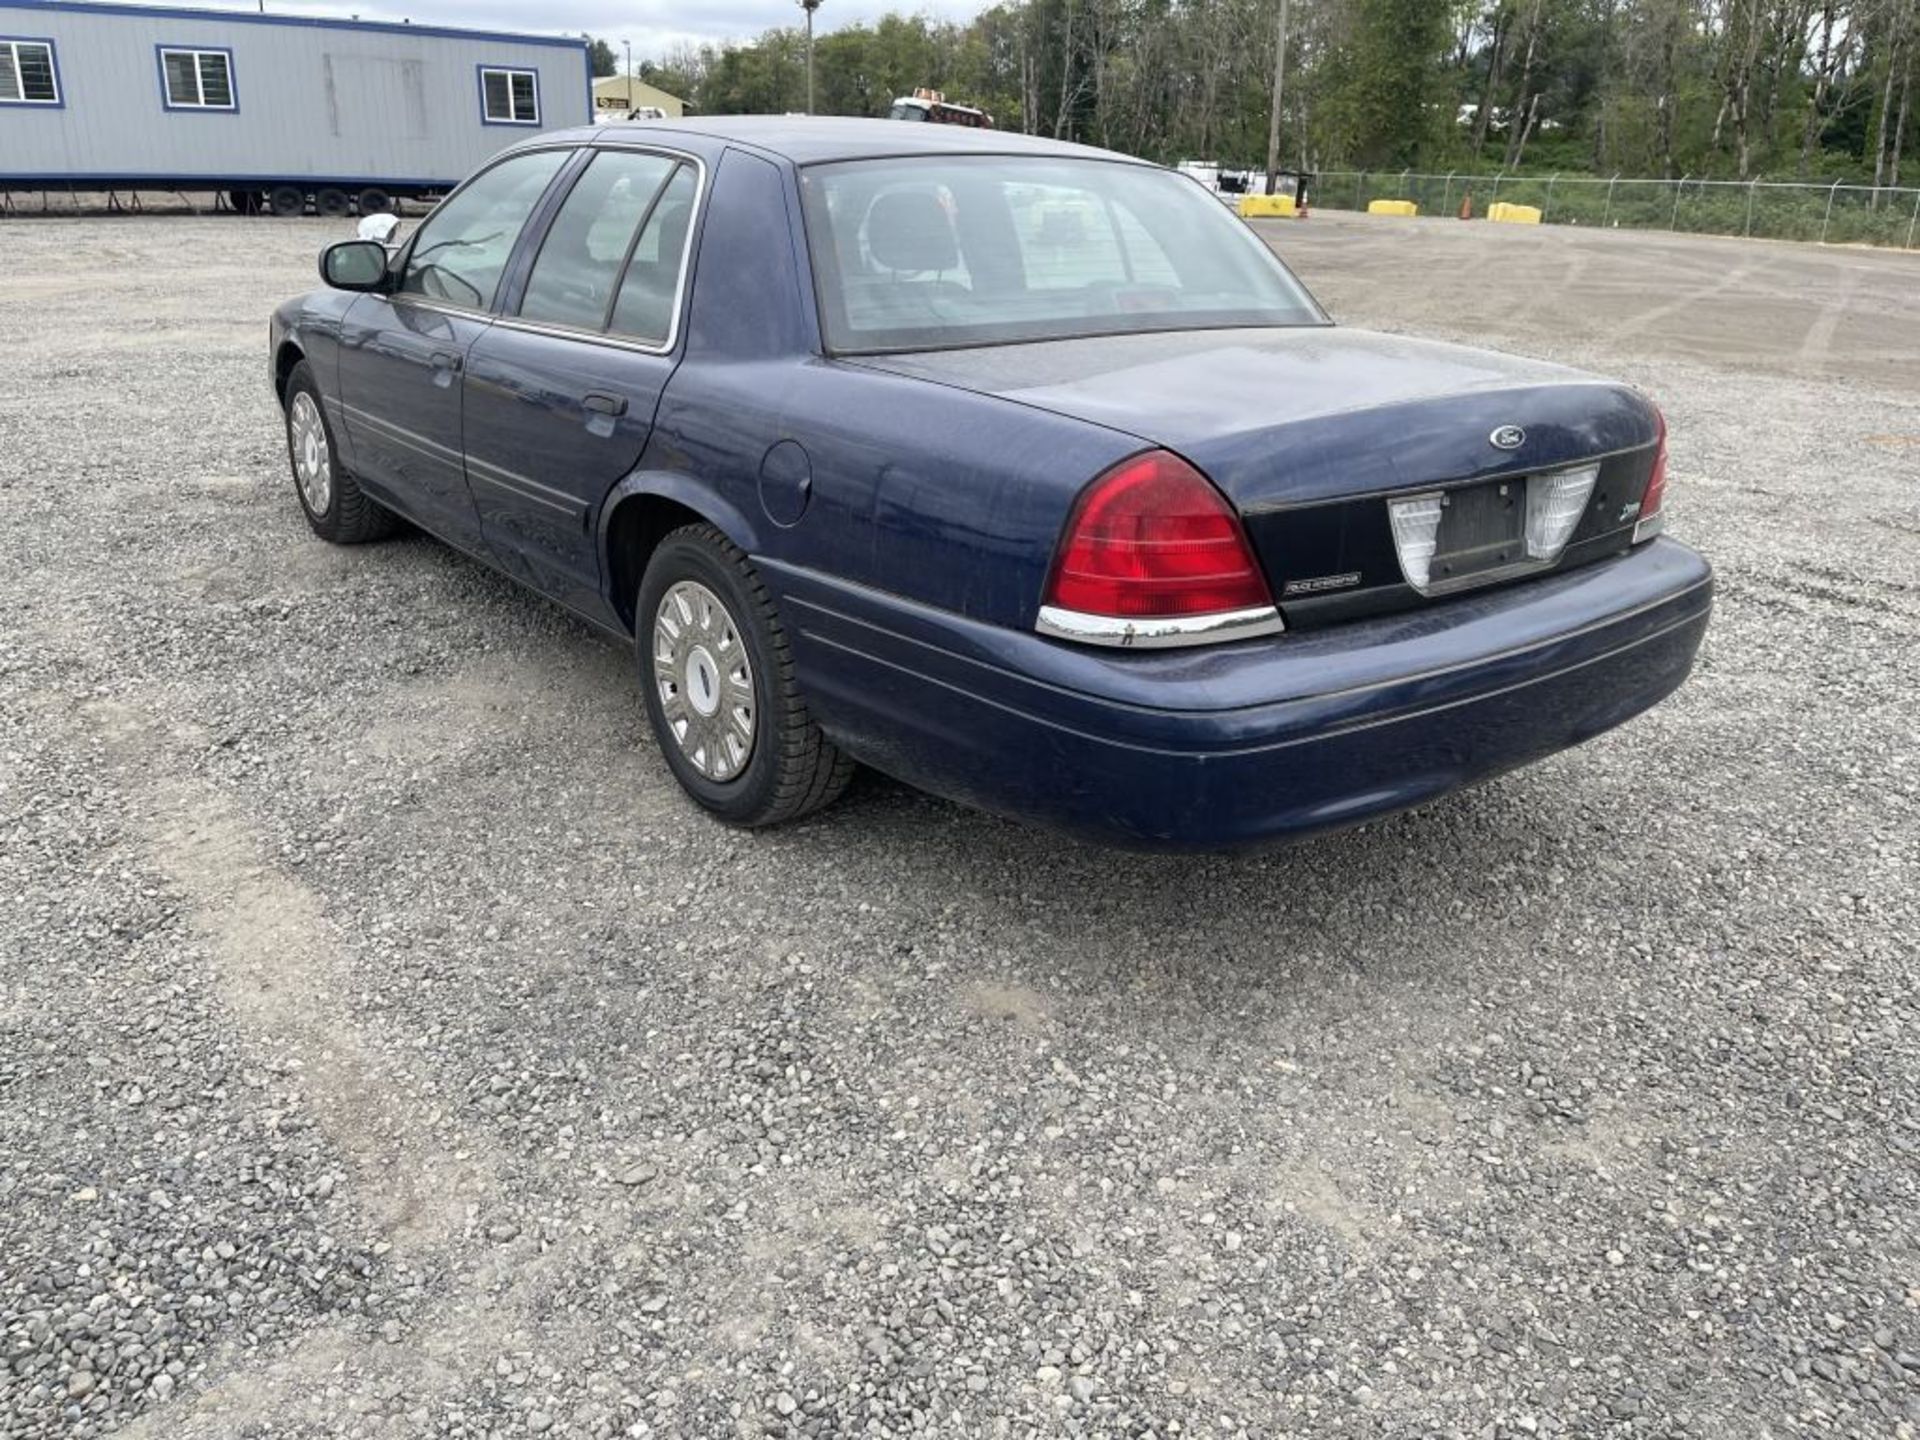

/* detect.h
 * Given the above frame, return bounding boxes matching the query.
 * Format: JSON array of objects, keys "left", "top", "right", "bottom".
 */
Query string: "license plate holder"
[
  {"left": 1387, "top": 464, "right": 1603, "bottom": 598},
  {"left": 1428, "top": 477, "right": 1527, "bottom": 589}
]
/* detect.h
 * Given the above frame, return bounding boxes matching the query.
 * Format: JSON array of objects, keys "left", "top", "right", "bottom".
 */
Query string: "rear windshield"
[{"left": 797, "top": 155, "right": 1323, "bottom": 354}]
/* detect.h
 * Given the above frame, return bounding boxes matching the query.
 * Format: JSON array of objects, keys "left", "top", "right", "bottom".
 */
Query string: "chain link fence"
[{"left": 1310, "top": 170, "right": 1920, "bottom": 250}]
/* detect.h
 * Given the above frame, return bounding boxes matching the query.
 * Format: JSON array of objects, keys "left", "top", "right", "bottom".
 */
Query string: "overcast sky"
[{"left": 167, "top": 1, "right": 996, "bottom": 58}]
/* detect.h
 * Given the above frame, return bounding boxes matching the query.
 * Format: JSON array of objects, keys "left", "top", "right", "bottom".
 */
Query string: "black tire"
[
  {"left": 268, "top": 184, "right": 304, "bottom": 218},
  {"left": 282, "top": 360, "right": 398, "bottom": 544},
  {"left": 636, "top": 524, "right": 854, "bottom": 827},
  {"left": 356, "top": 186, "right": 394, "bottom": 217},
  {"left": 315, "top": 187, "right": 352, "bottom": 219}
]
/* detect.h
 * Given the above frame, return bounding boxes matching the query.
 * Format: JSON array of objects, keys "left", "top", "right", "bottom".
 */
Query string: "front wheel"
[
  {"left": 636, "top": 525, "right": 853, "bottom": 827},
  {"left": 282, "top": 360, "right": 397, "bottom": 544}
]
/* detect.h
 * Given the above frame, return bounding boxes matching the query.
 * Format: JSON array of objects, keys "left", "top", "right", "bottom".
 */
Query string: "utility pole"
[
  {"left": 1265, "top": 0, "right": 1289, "bottom": 194},
  {"left": 623, "top": 39, "right": 632, "bottom": 109},
  {"left": 800, "top": 0, "right": 823, "bottom": 115}
]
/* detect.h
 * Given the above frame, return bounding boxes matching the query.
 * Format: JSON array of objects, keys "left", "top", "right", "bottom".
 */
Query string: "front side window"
[
  {"left": 798, "top": 156, "right": 1323, "bottom": 354},
  {"left": 159, "top": 47, "right": 235, "bottom": 111},
  {"left": 480, "top": 66, "right": 539, "bottom": 125},
  {"left": 518, "top": 150, "right": 679, "bottom": 331},
  {"left": 399, "top": 148, "right": 570, "bottom": 311},
  {"left": 0, "top": 39, "right": 59, "bottom": 105}
]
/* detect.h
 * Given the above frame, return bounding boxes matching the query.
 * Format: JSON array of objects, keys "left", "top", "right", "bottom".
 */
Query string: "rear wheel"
[
  {"left": 268, "top": 185, "right": 304, "bottom": 218},
  {"left": 637, "top": 525, "right": 853, "bottom": 826},
  {"left": 356, "top": 186, "right": 394, "bottom": 217},
  {"left": 282, "top": 360, "right": 398, "bottom": 544},
  {"left": 315, "top": 187, "right": 352, "bottom": 219}
]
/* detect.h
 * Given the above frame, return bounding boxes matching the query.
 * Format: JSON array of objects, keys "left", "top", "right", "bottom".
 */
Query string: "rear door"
[
  {"left": 460, "top": 148, "right": 703, "bottom": 617},
  {"left": 335, "top": 146, "right": 574, "bottom": 552}
]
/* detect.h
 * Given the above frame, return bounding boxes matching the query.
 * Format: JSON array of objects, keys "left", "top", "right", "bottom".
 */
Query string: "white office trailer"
[{"left": 0, "top": 0, "right": 589, "bottom": 214}]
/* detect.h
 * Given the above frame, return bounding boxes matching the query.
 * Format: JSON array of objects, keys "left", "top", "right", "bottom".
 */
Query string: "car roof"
[{"left": 537, "top": 116, "right": 1153, "bottom": 168}]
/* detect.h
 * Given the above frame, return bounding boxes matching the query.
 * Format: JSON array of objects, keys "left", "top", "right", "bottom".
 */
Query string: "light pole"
[
  {"left": 623, "top": 39, "right": 632, "bottom": 110},
  {"left": 1265, "top": 0, "right": 1289, "bottom": 195},
  {"left": 799, "top": 0, "right": 822, "bottom": 115}
]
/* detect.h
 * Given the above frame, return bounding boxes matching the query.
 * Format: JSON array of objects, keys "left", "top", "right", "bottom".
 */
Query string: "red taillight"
[
  {"left": 1044, "top": 450, "right": 1272, "bottom": 618},
  {"left": 1637, "top": 406, "right": 1668, "bottom": 538}
]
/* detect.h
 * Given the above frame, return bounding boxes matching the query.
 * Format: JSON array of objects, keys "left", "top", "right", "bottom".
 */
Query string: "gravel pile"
[{"left": 0, "top": 213, "right": 1915, "bottom": 1438}]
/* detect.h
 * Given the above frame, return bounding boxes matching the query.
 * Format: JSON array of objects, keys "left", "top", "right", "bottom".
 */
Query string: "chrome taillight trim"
[
  {"left": 1632, "top": 512, "right": 1666, "bottom": 544},
  {"left": 1035, "top": 603, "right": 1286, "bottom": 650}
]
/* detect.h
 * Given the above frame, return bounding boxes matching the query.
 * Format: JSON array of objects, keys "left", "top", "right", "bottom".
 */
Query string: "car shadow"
[{"left": 397, "top": 527, "right": 1607, "bottom": 977}]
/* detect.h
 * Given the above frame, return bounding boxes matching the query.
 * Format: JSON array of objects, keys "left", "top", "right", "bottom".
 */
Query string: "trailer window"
[
  {"left": 0, "top": 39, "right": 59, "bottom": 106},
  {"left": 158, "top": 47, "right": 235, "bottom": 111},
  {"left": 480, "top": 66, "right": 540, "bottom": 126}
]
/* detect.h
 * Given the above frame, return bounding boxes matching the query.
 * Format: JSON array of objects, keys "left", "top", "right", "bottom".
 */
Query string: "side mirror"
[{"left": 319, "top": 240, "right": 391, "bottom": 292}]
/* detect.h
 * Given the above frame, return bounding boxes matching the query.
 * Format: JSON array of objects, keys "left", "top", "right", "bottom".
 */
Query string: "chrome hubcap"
[
  {"left": 652, "top": 581, "right": 755, "bottom": 782},
  {"left": 289, "top": 392, "right": 332, "bottom": 515}
]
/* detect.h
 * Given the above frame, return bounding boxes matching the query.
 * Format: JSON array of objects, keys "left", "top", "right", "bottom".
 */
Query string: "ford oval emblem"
[{"left": 1489, "top": 425, "right": 1526, "bottom": 451}]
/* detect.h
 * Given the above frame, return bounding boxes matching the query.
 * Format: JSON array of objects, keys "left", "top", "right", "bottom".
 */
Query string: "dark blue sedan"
[{"left": 269, "top": 118, "right": 1711, "bottom": 850}]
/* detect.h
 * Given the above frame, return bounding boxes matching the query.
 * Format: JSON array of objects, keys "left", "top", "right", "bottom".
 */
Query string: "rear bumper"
[{"left": 765, "top": 538, "right": 1712, "bottom": 851}]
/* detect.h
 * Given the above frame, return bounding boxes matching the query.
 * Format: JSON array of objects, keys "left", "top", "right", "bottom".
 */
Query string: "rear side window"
[
  {"left": 399, "top": 148, "right": 570, "bottom": 310},
  {"left": 0, "top": 38, "right": 59, "bottom": 105},
  {"left": 518, "top": 150, "right": 679, "bottom": 332},
  {"left": 159, "top": 46, "right": 235, "bottom": 111},
  {"left": 609, "top": 165, "right": 698, "bottom": 344}
]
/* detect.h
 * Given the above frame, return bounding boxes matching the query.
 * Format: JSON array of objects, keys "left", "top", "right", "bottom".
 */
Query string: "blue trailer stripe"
[
  {"left": 0, "top": 0, "right": 589, "bottom": 50},
  {"left": 0, "top": 172, "right": 460, "bottom": 189}
]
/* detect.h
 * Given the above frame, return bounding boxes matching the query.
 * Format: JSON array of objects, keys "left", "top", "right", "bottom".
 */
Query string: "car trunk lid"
[{"left": 854, "top": 327, "right": 1662, "bottom": 625}]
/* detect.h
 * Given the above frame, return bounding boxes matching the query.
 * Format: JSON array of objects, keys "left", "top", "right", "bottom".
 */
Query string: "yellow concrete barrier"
[
  {"left": 1488, "top": 202, "right": 1543, "bottom": 225},
  {"left": 1367, "top": 199, "right": 1418, "bottom": 217},
  {"left": 1237, "top": 193, "right": 1297, "bottom": 219}
]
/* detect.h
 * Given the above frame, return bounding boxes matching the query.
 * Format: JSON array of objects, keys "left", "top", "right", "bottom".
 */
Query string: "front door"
[
  {"left": 335, "top": 146, "right": 574, "bottom": 554},
  {"left": 460, "top": 151, "right": 700, "bottom": 618}
]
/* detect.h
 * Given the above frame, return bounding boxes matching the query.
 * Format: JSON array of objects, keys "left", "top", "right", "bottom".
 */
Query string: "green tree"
[
  {"left": 1321, "top": 0, "right": 1452, "bottom": 166},
  {"left": 583, "top": 35, "right": 618, "bottom": 79},
  {"left": 640, "top": 0, "right": 1910, "bottom": 181}
]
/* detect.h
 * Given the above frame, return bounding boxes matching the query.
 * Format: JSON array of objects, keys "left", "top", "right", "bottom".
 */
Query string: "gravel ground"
[{"left": 1, "top": 211, "right": 1916, "bottom": 1440}]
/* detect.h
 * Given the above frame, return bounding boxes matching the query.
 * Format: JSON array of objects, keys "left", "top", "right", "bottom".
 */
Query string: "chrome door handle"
[
  {"left": 582, "top": 392, "right": 627, "bottom": 417},
  {"left": 430, "top": 350, "right": 463, "bottom": 373}
]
